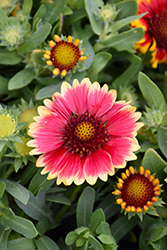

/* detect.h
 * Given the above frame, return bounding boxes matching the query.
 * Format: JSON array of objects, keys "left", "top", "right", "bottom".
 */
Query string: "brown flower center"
[
  {"left": 50, "top": 41, "right": 81, "bottom": 72},
  {"left": 63, "top": 111, "right": 109, "bottom": 156},
  {"left": 121, "top": 174, "right": 155, "bottom": 208},
  {"left": 148, "top": 10, "right": 167, "bottom": 48}
]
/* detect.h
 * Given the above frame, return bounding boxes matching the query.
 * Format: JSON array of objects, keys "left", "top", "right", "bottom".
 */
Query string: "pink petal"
[
  {"left": 87, "top": 82, "right": 117, "bottom": 116},
  {"left": 103, "top": 137, "right": 139, "bottom": 168},
  {"left": 83, "top": 150, "right": 113, "bottom": 185},
  {"left": 28, "top": 114, "right": 65, "bottom": 153},
  {"left": 56, "top": 152, "right": 81, "bottom": 185},
  {"left": 106, "top": 107, "right": 141, "bottom": 136}
]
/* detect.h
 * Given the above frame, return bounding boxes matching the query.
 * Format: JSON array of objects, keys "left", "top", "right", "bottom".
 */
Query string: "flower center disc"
[
  {"left": 121, "top": 174, "right": 155, "bottom": 208},
  {"left": 148, "top": 10, "right": 167, "bottom": 48},
  {"left": 51, "top": 41, "right": 80, "bottom": 71},
  {"left": 64, "top": 112, "right": 108, "bottom": 156},
  {"left": 75, "top": 122, "right": 95, "bottom": 141}
]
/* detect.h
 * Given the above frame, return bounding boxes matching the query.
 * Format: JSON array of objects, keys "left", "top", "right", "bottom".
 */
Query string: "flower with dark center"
[
  {"left": 27, "top": 78, "right": 143, "bottom": 186},
  {"left": 131, "top": 0, "right": 167, "bottom": 68},
  {"left": 43, "top": 35, "right": 87, "bottom": 77},
  {"left": 113, "top": 166, "right": 163, "bottom": 219}
]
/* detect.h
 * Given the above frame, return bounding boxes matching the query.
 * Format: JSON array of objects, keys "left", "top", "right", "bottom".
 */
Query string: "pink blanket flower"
[{"left": 27, "top": 78, "right": 143, "bottom": 185}]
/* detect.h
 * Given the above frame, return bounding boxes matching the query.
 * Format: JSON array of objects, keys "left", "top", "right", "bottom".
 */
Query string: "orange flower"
[
  {"left": 131, "top": 0, "right": 167, "bottom": 68},
  {"left": 113, "top": 166, "right": 162, "bottom": 219},
  {"left": 43, "top": 35, "right": 87, "bottom": 77}
]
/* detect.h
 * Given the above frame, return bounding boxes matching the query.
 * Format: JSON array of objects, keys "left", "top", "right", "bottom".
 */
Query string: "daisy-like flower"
[
  {"left": 27, "top": 78, "right": 143, "bottom": 186},
  {"left": 113, "top": 166, "right": 163, "bottom": 219},
  {"left": 43, "top": 35, "right": 87, "bottom": 77},
  {"left": 131, "top": 0, "right": 167, "bottom": 68}
]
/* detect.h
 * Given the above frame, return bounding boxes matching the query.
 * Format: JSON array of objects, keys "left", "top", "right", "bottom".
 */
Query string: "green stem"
[
  {"left": 93, "top": 22, "right": 109, "bottom": 53},
  {"left": 2, "top": 165, "right": 14, "bottom": 179}
]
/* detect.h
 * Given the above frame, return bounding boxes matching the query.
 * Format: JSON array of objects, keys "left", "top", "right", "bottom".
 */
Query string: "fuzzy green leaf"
[
  {"left": 45, "top": 193, "right": 70, "bottom": 205},
  {"left": 158, "top": 126, "right": 167, "bottom": 159},
  {"left": 116, "top": 0, "right": 138, "bottom": 19},
  {"left": 77, "top": 187, "right": 95, "bottom": 227},
  {"left": 0, "top": 208, "right": 38, "bottom": 239},
  {"left": 17, "top": 23, "right": 52, "bottom": 55},
  {"left": 4, "top": 180, "right": 29, "bottom": 205},
  {"left": 15, "top": 189, "right": 50, "bottom": 221},
  {"left": 0, "top": 182, "right": 6, "bottom": 199},
  {"left": 0, "top": 227, "right": 11, "bottom": 250},
  {"left": 138, "top": 72, "right": 167, "bottom": 110},
  {"left": 88, "top": 235, "right": 104, "bottom": 250},
  {"left": 28, "top": 170, "right": 55, "bottom": 195},
  {"left": 142, "top": 148, "right": 167, "bottom": 182},
  {"left": 36, "top": 81, "right": 63, "bottom": 99},
  {"left": 110, "top": 13, "right": 146, "bottom": 33},
  {"left": 8, "top": 238, "right": 36, "bottom": 250},
  {"left": 22, "top": 0, "right": 33, "bottom": 15},
  {"left": 99, "top": 28, "right": 144, "bottom": 51},
  {"left": 66, "top": 231, "right": 79, "bottom": 246},
  {"left": 0, "top": 49, "right": 22, "bottom": 65},
  {"left": 89, "top": 209, "right": 105, "bottom": 234},
  {"left": 111, "top": 216, "right": 139, "bottom": 242},
  {"left": 84, "top": 0, "right": 103, "bottom": 35},
  {"left": 43, "top": 0, "right": 67, "bottom": 25},
  {"left": 35, "top": 236, "right": 60, "bottom": 250},
  {"left": 87, "top": 52, "right": 112, "bottom": 82},
  {"left": 8, "top": 68, "right": 36, "bottom": 90}
]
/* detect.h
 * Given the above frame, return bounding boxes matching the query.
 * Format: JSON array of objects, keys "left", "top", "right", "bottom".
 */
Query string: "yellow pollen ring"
[{"left": 75, "top": 122, "right": 95, "bottom": 141}]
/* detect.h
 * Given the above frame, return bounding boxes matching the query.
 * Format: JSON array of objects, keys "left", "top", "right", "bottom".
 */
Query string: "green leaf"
[
  {"left": 0, "top": 182, "right": 6, "bottom": 198},
  {"left": 149, "top": 220, "right": 167, "bottom": 243},
  {"left": 89, "top": 209, "right": 105, "bottom": 234},
  {"left": 22, "top": 0, "right": 33, "bottom": 15},
  {"left": 0, "top": 227, "right": 11, "bottom": 250},
  {"left": 45, "top": 193, "right": 70, "bottom": 205},
  {"left": 0, "top": 9, "right": 8, "bottom": 25},
  {"left": 99, "top": 28, "right": 144, "bottom": 51},
  {"left": 0, "top": 49, "right": 22, "bottom": 65},
  {"left": 0, "top": 76, "right": 8, "bottom": 95},
  {"left": 111, "top": 216, "right": 139, "bottom": 242},
  {"left": 87, "top": 52, "right": 112, "bottom": 82},
  {"left": 142, "top": 148, "right": 167, "bottom": 182},
  {"left": 8, "top": 68, "right": 36, "bottom": 90},
  {"left": 84, "top": 0, "right": 103, "bottom": 35},
  {"left": 110, "top": 13, "right": 146, "bottom": 33},
  {"left": 15, "top": 189, "right": 50, "bottom": 221},
  {"left": 36, "top": 81, "right": 63, "bottom": 99},
  {"left": 35, "top": 236, "right": 60, "bottom": 250},
  {"left": 112, "top": 52, "right": 141, "bottom": 88},
  {"left": 116, "top": 0, "right": 138, "bottom": 19},
  {"left": 28, "top": 169, "right": 55, "bottom": 195},
  {"left": 96, "top": 222, "right": 111, "bottom": 236},
  {"left": 88, "top": 235, "right": 104, "bottom": 250},
  {"left": 158, "top": 126, "right": 167, "bottom": 159},
  {"left": 33, "top": 4, "right": 47, "bottom": 27},
  {"left": 43, "top": 0, "right": 67, "bottom": 25},
  {"left": 97, "top": 234, "right": 116, "bottom": 245},
  {"left": 76, "top": 186, "right": 95, "bottom": 227},
  {"left": 65, "top": 231, "right": 78, "bottom": 245},
  {"left": 138, "top": 72, "right": 167, "bottom": 110},
  {"left": 4, "top": 180, "right": 29, "bottom": 205},
  {"left": 0, "top": 208, "right": 38, "bottom": 239},
  {"left": 18, "top": 23, "right": 52, "bottom": 55},
  {"left": 8, "top": 238, "right": 36, "bottom": 250}
]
